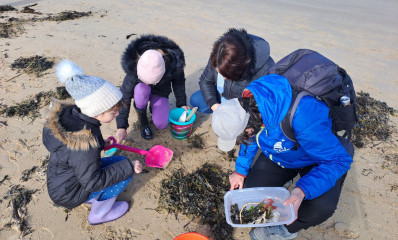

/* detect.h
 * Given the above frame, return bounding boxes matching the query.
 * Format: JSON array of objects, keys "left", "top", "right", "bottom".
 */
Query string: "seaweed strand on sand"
[
  {"left": 157, "top": 163, "right": 233, "bottom": 239},
  {"left": 0, "top": 87, "right": 71, "bottom": 119},
  {"left": 2, "top": 185, "right": 38, "bottom": 236}
]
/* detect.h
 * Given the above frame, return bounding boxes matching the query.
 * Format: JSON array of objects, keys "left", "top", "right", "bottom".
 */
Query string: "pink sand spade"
[{"left": 104, "top": 137, "right": 173, "bottom": 168}]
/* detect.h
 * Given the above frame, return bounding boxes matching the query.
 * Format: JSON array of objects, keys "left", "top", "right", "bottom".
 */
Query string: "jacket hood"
[
  {"left": 246, "top": 74, "right": 292, "bottom": 129},
  {"left": 249, "top": 34, "right": 271, "bottom": 74},
  {"left": 222, "top": 29, "right": 271, "bottom": 80},
  {"left": 121, "top": 34, "right": 185, "bottom": 77},
  {"left": 43, "top": 102, "right": 98, "bottom": 152}
]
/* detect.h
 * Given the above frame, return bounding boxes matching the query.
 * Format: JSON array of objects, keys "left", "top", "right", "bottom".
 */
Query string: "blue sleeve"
[
  {"left": 293, "top": 97, "right": 353, "bottom": 200},
  {"left": 235, "top": 142, "right": 259, "bottom": 176}
]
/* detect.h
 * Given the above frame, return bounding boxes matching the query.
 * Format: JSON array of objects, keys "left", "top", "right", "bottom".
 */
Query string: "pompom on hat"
[
  {"left": 137, "top": 50, "right": 166, "bottom": 85},
  {"left": 55, "top": 60, "right": 122, "bottom": 117}
]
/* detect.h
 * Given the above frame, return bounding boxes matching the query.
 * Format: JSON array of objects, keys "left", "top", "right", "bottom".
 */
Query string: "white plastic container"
[{"left": 224, "top": 187, "right": 295, "bottom": 228}]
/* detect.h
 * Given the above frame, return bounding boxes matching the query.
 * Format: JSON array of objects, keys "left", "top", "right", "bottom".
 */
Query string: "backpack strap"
[{"left": 280, "top": 90, "right": 312, "bottom": 144}]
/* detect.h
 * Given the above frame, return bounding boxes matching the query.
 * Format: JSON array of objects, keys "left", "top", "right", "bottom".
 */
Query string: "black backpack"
[{"left": 267, "top": 49, "right": 358, "bottom": 143}]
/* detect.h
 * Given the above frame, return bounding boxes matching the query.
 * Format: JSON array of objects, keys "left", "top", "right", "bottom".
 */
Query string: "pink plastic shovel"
[{"left": 104, "top": 137, "right": 173, "bottom": 168}]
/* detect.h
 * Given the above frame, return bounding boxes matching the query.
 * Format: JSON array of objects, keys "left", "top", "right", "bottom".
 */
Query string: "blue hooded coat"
[{"left": 236, "top": 74, "right": 353, "bottom": 200}]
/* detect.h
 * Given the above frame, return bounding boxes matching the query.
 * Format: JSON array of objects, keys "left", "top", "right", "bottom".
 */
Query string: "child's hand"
[
  {"left": 104, "top": 138, "right": 112, "bottom": 148},
  {"left": 211, "top": 103, "right": 220, "bottom": 111},
  {"left": 181, "top": 105, "right": 190, "bottom": 112},
  {"left": 116, "top": 128, "right": 127, "bottom": 143},
  {"left": 132, "top": 160, "right": 142, "bottom": 173}
]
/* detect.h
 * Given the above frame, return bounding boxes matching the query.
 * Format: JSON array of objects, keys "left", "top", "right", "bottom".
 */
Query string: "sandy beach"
[{"left": 1, "top": 0, "right": 397, "bottom": 239}]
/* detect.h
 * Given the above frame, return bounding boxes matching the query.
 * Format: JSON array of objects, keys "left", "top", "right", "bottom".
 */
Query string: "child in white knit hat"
[{"left": 42, "top": 60, "right": 142, "bottom": 225}]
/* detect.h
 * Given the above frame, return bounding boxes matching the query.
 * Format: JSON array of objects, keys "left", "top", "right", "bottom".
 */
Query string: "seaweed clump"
[
  {"left": 43, "top": 11, "right": 92, "bottom": 22},
  {"left": 0, "top": 18, "right": 24, "bottom": 38},
  {"left": 2, "top": 185, "right": 38, "bottom": 235},
  {"left": 225, "top": 149, "right": 236, "bottom": 161},
  {"left": 352, "top": 91, "right": 397, "bottom": 148},
  {"left": 21, "top": 157, "right": 49, "bottom": 182},
  {"left": 188, "top": 132, "right": 206, "bottom": 149},
  {"left": 11, "top": 55, "right": 54, "bottom": 76},
  {"left": 21, "top": 4, "right": 41, "bottom": 14},
  {"left": 0, "top": 5, "right": 17, "bottom": 12},
  {"left": 157, "top": 163, "right": 233, "bottom": 239},
  {"left": 0, "top": 87, "right": 71, "bottom": 118},
  {"left": 230, "top": 199, "right": 277, "bottom": 224}
]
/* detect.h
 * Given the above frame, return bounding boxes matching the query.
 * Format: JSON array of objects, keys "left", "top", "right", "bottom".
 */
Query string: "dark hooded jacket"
[
  {"left": 42, "top": 102, "right": 135, "bottom": 209},
  {"left": 199, "top": 29, "right": 275, "bottom": 108},
  {"left": 116, "top": 35, "right": 187, "bottom": 129}
]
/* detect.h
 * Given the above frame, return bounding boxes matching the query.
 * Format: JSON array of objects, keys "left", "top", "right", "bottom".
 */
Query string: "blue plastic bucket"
[{"left": 169, "top": 108, "right": 196, "bottom": 140}]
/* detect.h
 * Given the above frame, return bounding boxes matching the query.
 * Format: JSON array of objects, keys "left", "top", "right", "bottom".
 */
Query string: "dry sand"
[{"left": 0, "top": 0, "right": 397, "bottom": 239}]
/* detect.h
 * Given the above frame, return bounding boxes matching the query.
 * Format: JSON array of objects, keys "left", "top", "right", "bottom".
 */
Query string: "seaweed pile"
[
  {"left": 2, "top": 185, "right": 38, "bottom": 236},
  {"left": 0, "top": 5, "right": 17, "bottom": 12},
  {"left": 0, "top": 18, "right": 24, "bottom": 38},
  {"left": 0, "top": 87, "right": 71, "bottom": 118},
  {"left": 230, "top": 199, "right": 278, "bottom": 224},
  {"left": 352, "top": 91, "right": 397, "bottom": 148},
  {"left": 42, "top": 11, "right": 92, "bottom": 22},
  {"left": 157, "top": 163, "right": 233, "bottom": 239},
  {"left": 0, "top": 5, "right": 92, "bottom": 38},
  {"left": 11, "top": 55, "right": 54, "bottom": 76}
]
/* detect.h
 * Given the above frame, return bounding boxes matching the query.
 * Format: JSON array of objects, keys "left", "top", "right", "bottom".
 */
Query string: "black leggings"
[{"left": 244, "top": 153, "right": 348, "bottom": 233}]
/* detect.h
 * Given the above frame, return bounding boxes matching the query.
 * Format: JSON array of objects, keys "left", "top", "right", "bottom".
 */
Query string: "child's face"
[{"left": 94, "top": 110, "right": 119, "bottom": 123}]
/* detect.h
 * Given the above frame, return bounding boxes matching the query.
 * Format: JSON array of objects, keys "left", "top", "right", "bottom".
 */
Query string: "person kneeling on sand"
[
  {"left": 212, "top": 75, "right": 353, "bottom": 239},
  {"left": 42, "top": 60, "right": 142, "bottom": 225},
  {"left": 190, "top": 28, "right": 275, "bottom": 113},
  {"left": 116, "top": 35, "right": 189, "bottom": 141}
]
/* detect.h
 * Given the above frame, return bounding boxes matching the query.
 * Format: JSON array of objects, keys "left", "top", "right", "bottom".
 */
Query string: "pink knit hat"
[{"left": 137, "top": 50, "right": 166, "bottom": 85}]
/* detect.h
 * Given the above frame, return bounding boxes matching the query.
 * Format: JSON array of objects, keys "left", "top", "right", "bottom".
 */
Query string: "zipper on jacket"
[
  {"left": 229, "top": 81, "right": 235, "bottom": 99},
  {"left": 256, "top": 125, "right": 266, "bottom": 149}
]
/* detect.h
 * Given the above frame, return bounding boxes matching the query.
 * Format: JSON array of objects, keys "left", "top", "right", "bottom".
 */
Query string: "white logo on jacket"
[{"left": 273, "top": 139, "right": 289, "bottom": 153}]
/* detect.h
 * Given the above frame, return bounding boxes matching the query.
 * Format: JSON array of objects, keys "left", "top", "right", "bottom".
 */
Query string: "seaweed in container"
[{"left": 230, "top": 198, "right": 280, "bottom": 224}]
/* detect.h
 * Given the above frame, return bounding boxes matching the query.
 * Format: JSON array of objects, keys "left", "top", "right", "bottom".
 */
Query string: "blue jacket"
[{"left": 236, "top": 74, "right": 353, "bottom": 200}]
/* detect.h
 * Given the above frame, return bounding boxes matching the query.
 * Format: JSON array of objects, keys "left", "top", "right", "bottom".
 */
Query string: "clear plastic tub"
[{"left": 224, "top": 187, "right": 295, "bottom": 228}]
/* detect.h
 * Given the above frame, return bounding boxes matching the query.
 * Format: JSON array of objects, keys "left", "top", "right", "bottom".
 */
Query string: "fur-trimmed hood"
[
  {"left": 43, "top": 102, "right": 99, "bottom": 152},
  {"left": 221, "top": 28, "right": 271, "bottom": 80},
  {"left": 43, "top": 103, "right": 134, "bottom": 209},
  {"left": 121, "top": 34, "right": 185, "bottom": 78}
]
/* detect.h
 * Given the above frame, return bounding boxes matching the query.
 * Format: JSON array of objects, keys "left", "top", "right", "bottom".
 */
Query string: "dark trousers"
[{"left": 244, "top": 153, "right": 347, "bottom": 233}]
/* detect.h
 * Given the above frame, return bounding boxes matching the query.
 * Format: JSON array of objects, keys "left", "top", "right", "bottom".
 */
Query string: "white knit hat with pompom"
[{"left": 56, "top": 60, "right": 122, "bottom": 117}]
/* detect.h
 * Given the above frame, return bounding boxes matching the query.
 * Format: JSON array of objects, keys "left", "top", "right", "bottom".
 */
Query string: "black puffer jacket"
[
  {"left": 42, "top": 103, "right": 135, "bottom": 209},
  {"left": 199, "top": 29, "right": 275, "bottom": 108},
  {"left": 116, "top": 35, "right": 187, "bottom": 129}
]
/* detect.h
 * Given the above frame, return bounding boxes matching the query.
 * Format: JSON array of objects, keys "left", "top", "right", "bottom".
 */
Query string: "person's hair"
[
  {"left": 210, "top": 32, "right": 251, "bottom": 81},
  {"left": 237, "top": 97, "right": 263, "bottom": 145},
  {"left": 106, "top": 100, "right": 124, "bottom": 112}
]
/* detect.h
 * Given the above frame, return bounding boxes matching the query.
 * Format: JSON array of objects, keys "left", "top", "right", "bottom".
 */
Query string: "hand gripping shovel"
[{"left": 104, "top": 137, "right": 173, "bottom": 168}]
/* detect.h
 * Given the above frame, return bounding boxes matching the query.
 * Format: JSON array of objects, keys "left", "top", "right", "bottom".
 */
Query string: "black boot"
[{"left": 134, "top": 104, "right": 153, "bottom": 140}]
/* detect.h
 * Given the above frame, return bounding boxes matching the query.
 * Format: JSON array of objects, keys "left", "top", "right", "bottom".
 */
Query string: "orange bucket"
[{"left": 174, "top": 232, "right": 209, "bottom": 240}]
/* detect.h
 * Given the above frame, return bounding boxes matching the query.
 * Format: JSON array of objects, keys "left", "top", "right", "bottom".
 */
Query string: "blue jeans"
[
  {"left": 88, "top": 156, "right": 133, "bottom": 201},
  {"left": 190, "top": 90, "right": 221, "bottom": 114}
]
